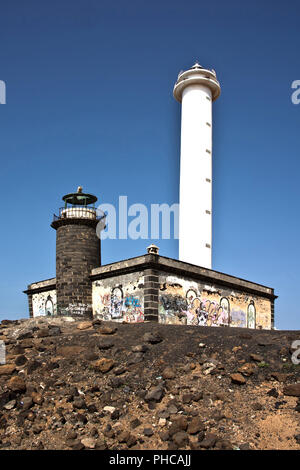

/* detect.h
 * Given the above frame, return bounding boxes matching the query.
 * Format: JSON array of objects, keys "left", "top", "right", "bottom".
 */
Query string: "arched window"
[
  {"left": 45, "top": 296, "right": 54, "bottom": 316},
  {"left": 220, "top": 297, "right": 230, "bottom": 326},
  {"left": 247, "top": 301, "right": 256, "bottom": 329},
  {"left": 110, "top": 287, "right": 123, "bottom": 319}
]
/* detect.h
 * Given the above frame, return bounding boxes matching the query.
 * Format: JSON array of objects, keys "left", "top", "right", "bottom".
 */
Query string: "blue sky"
[{"left": 0, "top": 0, "right": 299, "bottom": 329}]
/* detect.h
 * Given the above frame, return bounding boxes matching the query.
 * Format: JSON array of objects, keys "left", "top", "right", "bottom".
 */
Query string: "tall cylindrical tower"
[
  {"left": 51, "top": 187, "right": 101, "bottom": 318},
  {"left": 173, "top": 62, "right": 221, "bottom": 269}
]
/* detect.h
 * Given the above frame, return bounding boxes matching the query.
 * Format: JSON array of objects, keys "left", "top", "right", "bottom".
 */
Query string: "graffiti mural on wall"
[
  {"left": 123, "top": 294, "right": 144, "bottom": 323},
  {"left": 186, "top": 291, "right": 230, "bottom": 326},
  {"left": 97, "top": 289, "right": 144, "bottom": 323},
  {"left": 32, "top": 290, "right": 57, "bottom": 317},
  {"left": 159, "top": 290, "right": 230, "bottom": 327},
  {"left": 158, "top": 275, "right": 265, "bottom": 328},
  {"left": 92, "top": 274, "right": 144, "bottom": 323},
  {"left": 33, "top": 292, "right": 91, "bottom": 317}
]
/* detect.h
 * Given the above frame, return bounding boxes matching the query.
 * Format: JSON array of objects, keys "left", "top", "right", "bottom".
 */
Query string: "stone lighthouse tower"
[
  {"left": 173, "top": 63, "right": 221, "bottom": 269},
  {"left": 51, "top": 187, "right": 101, "bottom": 317}
]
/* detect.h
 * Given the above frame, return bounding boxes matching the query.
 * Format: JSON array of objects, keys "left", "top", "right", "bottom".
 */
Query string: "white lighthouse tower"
[{"left": 173, "top": 62, "right": 221, "bottom": 269}]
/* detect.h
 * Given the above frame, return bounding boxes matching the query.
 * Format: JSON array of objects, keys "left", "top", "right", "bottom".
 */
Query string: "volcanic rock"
[
  {"left": 283, "top": 384, "right": 300, "bottom": 397},
  {"left": 231, "top": 373, "right": 246, "bottom": 385},
  {"left": 0, "top": 364, "right": 16, "bottom": 375},
  {"left": 7, "top": 376, "right": 26, "bottom": 392},
  {"left": 93, "top": 358, "right": 115, "bottom": 373}
]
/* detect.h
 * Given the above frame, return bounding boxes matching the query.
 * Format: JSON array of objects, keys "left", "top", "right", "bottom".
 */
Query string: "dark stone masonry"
[
  {"left": 24, "top": 189, "right": 277, "bottom": 329},
  {"left": 51, "top": 218, "right": 100, "bottom": 318}
]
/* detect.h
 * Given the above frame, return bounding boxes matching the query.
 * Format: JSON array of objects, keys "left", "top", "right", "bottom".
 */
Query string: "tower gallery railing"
[{"left": 52, "top": 206, "right": 105, "bottom": 222}]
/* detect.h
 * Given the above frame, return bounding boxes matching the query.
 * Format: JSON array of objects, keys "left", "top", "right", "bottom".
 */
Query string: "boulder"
[
  {"left": 231, "top": 373, "right": 246, "bottom": 385},
  {"left": 145, "top": 385, "right": 164, "bottom": 402},
  {"left": 7, "top": 376, "right": 26, "bottom": 392},
  {"left": 143, "top": 332, "right": 163, "bottom": 344},
  {"left": 199, "top": 432, "right": 217, "bottom": 449},
  {"left": 237, "top": 363, "right": 256, "bottom": 377},
  {"left": 187, "top": 417, "right": 205, "bottom": 435},
  {"left": 172, "top": 431, "right": 189, "bottom": 447},
  {"left": 77, "top": 321, "right": 93, "bottom": 330},
  {"left": 162, "top": 367, "right": 176, "bottom": 380},
  {"left": 283, "top": 384, "right": 300, "bottom": 397},
  {"left": 93, "top": 358, "right": 115, "bottom": 373},
  {"left": 0, "top": 364, "right": 16, "bottom": 376}
]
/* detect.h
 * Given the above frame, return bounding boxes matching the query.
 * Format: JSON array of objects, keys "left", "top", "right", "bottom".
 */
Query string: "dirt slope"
[{"left": 0, "top": 317, "right": 299, "bottom": 450}]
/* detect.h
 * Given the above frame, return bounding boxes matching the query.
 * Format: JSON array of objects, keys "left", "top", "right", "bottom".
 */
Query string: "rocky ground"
[{"left": 0, "top": 316, "right": 299, "bottom": 450}]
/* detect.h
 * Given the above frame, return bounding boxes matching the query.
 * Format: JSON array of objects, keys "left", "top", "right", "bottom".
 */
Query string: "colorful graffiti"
[
  {"left": 93, "top": 277, "right": 144, "bottom": 323},
  {"left": 159, "top": 291, "right": 229, "bottom": 327},
  {"left": 158, "top": 275, "right": 266, "bottom": 329},
  {"left": 100, "top": 290, "right": 144, "bottom": 323},
  {"left": 123, "top": 294, "right": 144, "bottom": 323},
  {"left": 189, "top": 297, "right": 229, "bottom": 327}
]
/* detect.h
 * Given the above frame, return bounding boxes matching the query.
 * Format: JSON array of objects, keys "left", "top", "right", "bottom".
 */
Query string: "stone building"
[
  {"left": 24, "top": 188, "right": 276, "bottom": 329},
  {"left": 23, "top": 63, "right": 277, "bottom": 329}
]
